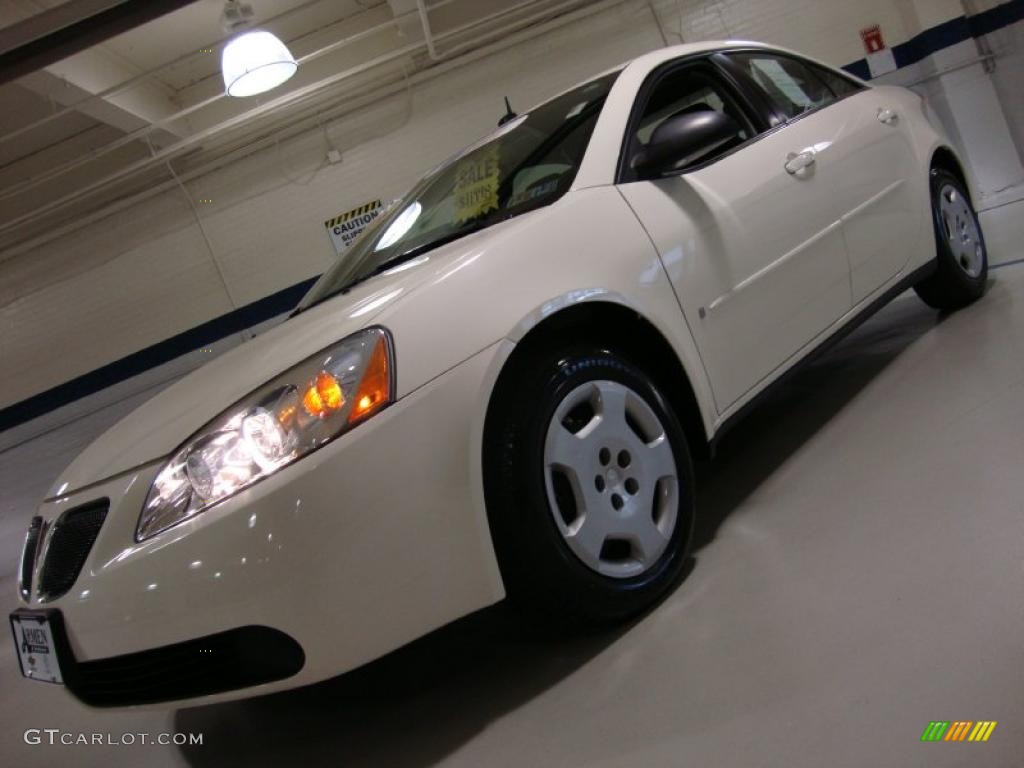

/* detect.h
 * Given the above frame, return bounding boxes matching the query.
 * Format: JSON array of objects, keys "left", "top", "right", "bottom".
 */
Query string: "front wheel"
[
  {"left": 914, "top": 168, "right": 988, "bottom": 310},
  {"left": 484, "top": 346, "right": 695, "bottom": 626}
]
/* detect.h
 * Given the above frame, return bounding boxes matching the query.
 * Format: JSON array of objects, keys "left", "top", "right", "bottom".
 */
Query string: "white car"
[{"left": 12, "top": 40, "right": 987, "bottom": 707}]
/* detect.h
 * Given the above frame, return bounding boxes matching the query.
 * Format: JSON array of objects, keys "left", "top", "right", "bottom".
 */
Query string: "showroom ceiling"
[{"left": 0, "top": 0, "right": 612, "bottom": 257}]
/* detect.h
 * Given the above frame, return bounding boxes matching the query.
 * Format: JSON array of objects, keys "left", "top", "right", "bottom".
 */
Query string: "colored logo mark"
[{"left": 921, "top": 721, "right": 997, "bottom": 742}]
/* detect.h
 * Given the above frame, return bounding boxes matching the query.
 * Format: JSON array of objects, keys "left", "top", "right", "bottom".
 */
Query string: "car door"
[
  {"left": 616, "top": 57, "right": 852, "bottom": 412},
  {"left": 724, "top": 51, "right": 923, "bottom": 305}
]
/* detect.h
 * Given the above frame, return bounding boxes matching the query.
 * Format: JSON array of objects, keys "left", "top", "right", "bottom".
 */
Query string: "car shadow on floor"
[
  {"left": 174, "top": 600, "right": 642, "bottom": 767},
  {"left": 690, "top": 295, "right": 941, "bottom": 551},
  {"left": 174, "top": 295, "right": 941, "bottom": 768}
]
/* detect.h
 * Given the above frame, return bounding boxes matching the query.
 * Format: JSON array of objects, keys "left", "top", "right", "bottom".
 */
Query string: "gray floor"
[{"left": 3, "top": 264, "right": 1024, "bottom": 767}]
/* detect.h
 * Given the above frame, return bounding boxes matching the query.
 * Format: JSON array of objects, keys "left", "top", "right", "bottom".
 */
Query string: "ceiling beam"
[
  {"left": 387, "top": 0, "right": 425, "bottom": 41},
  {"left": 19, "top": 66, "right": 185, "bottom": 144},
  {"left": 0, "top": 0, "right": 202, "bottom": 86}
]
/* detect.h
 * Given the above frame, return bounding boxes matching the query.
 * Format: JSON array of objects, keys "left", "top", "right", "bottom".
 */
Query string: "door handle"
[
  {"left": 784, "top": 150, "right": 816, "bottom": 175},
  {"left": 877, "top": 108, "right": 899, "bottom": 125}
]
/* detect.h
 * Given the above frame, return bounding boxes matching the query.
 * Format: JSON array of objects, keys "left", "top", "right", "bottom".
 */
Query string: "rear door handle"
[
  {"left": 784, "top": 150, "right": 816, "bottom": 175},
  {"left": 877, "top": 108, "right": 898, "bottom": 125}
]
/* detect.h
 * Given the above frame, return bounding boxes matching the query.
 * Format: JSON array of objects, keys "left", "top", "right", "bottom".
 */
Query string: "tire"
[
  {"left": 484, "top": 344, "right": 696, "bottom": 627},
  {"left": 914, "top": 168, "right": 988, "bottom": 310}
]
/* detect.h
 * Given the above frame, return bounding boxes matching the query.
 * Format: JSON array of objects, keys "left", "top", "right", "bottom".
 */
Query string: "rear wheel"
[
  {"left": 914, "top": 169, "right": 988, "bottom": 310},
  {"left": 484, "top": 345, "right": 695, "bottom": 626}
]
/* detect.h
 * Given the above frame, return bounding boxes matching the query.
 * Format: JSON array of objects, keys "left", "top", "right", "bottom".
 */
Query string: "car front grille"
[
  {"left": 18, "top": 516, "right": 43, "bottom": 600},
  {"left": 37, "top": 500, "right": 108, "bottom": 601}
]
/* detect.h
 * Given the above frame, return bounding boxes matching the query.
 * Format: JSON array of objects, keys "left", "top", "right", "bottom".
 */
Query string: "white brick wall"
[{"left": 1, "top": 0, "right": 1016, "bottom": 414}]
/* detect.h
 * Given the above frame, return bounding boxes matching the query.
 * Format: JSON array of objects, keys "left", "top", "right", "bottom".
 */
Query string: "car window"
[
  {"left": 727, "top": 52, "right": 836, "bottom": 120},
  {"left": 624, "top": 66, "right": 757, "bottom": 177},
  {"left": 806, "top": 61, "right": 863, "bottom": 99}
]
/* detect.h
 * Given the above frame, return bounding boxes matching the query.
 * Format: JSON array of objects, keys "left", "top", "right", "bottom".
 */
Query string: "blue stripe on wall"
[
  {"left": 842, "top": 17, "right": 972, "bottom": 78},
  {"left": 842, "top": 0, "right": 1024, "bottom": 79},
  {"left": 0, "top": 277, "right": 317, "bottom": 432},
  {"left": 3, "top": 0, "right": 1024, "bottom": 434},
  {"left": 969, "top": 0, "right": 1024, "bottom": 36}
]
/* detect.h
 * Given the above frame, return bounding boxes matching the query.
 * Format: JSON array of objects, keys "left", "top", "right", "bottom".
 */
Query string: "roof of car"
[
  {"left": 618, "top": 39, "right": 866, "bottom": 84},
  {"left": 542, "top": 39, "right": 864, "bottom": 111},
  {"left": 620, "top": 39, "right": 770, "bottom": 69},
  {"left": 538, "top": 40, "right": 777, "bottom": 110}
]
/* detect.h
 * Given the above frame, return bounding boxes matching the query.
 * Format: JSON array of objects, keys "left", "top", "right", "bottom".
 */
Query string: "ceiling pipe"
[
  {"left": 0, "top": 0, "right": 587, "bottom": 206},
  {"left": 0, "top": 0, "right": 630, "bottom": 257},
  {"left": 0, "top": 0, "right": 465, "bottom": 199},
  {"left": 0, "top": 0, "right": 331, "bottom": 146},
  {"left": 416, "top": 0, "right": 442, "bottom": 61},
  {"left": 0, "top": 0, "right": 466, "bottom": 149}
]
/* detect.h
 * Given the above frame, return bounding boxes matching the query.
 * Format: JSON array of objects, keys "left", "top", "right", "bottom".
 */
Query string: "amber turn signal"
[{"left": 349, "top": 336, "right": 390, "bottom": 423}]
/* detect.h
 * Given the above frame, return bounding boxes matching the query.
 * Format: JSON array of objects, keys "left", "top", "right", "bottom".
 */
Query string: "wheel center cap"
[{"left": 606, "top": 468, "right": 620, "bottom": 484}]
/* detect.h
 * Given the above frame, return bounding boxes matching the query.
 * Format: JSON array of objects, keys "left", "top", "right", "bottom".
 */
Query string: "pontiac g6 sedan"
[{"left": 12, "top": 41, "right": 987, "bottom": 707}]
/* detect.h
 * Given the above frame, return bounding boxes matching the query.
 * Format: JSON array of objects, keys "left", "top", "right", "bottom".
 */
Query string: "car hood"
[{"left": 47, "top": 224, "right": 503, "bottom": 498}]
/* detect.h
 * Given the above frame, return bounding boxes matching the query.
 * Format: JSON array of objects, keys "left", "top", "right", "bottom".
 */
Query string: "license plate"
[{"left": 10, "top": 611, "right": 63, "bottom": 684}]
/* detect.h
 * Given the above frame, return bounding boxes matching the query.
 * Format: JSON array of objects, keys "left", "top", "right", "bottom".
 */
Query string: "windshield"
[{"left": 297, "top": 71, "right": 619, "bottom": 310}]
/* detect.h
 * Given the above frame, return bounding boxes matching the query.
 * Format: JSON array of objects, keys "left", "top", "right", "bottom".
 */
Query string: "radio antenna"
[{"left": 498, "top": 96, "right": 518, "bottom": 126}]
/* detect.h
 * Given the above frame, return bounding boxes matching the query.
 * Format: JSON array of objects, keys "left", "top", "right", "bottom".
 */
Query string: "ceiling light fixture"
[{"left": 220, "top": 1, "right": 297, "bottom": 98}]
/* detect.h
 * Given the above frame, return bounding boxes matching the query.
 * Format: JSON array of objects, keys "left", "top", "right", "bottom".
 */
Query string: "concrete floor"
[{"left": 3, "top": 264, "right": 1024, "bottom": 767}]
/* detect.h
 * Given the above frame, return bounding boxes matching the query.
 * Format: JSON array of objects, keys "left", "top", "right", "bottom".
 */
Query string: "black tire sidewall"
[{"left": 487, "top": 346, "right": 695, "bottom": 624}]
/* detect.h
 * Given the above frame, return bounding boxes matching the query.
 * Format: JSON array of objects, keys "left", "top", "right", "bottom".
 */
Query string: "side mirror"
[{"left": 634, "top": 110, "right": 742, "bottom": 178}]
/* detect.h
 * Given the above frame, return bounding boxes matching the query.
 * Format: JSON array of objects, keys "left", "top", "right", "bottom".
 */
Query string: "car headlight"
[{"left": 136, "top": 327, "right": 393, "bottom": 541}]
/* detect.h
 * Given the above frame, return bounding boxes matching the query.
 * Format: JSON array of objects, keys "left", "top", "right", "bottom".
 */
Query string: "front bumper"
[
  {"left": 10, "top": 609, "right": 304, "bottom": 706},
  {"left": 16, "top": 343, "right": 506, "bottom": 707}
]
